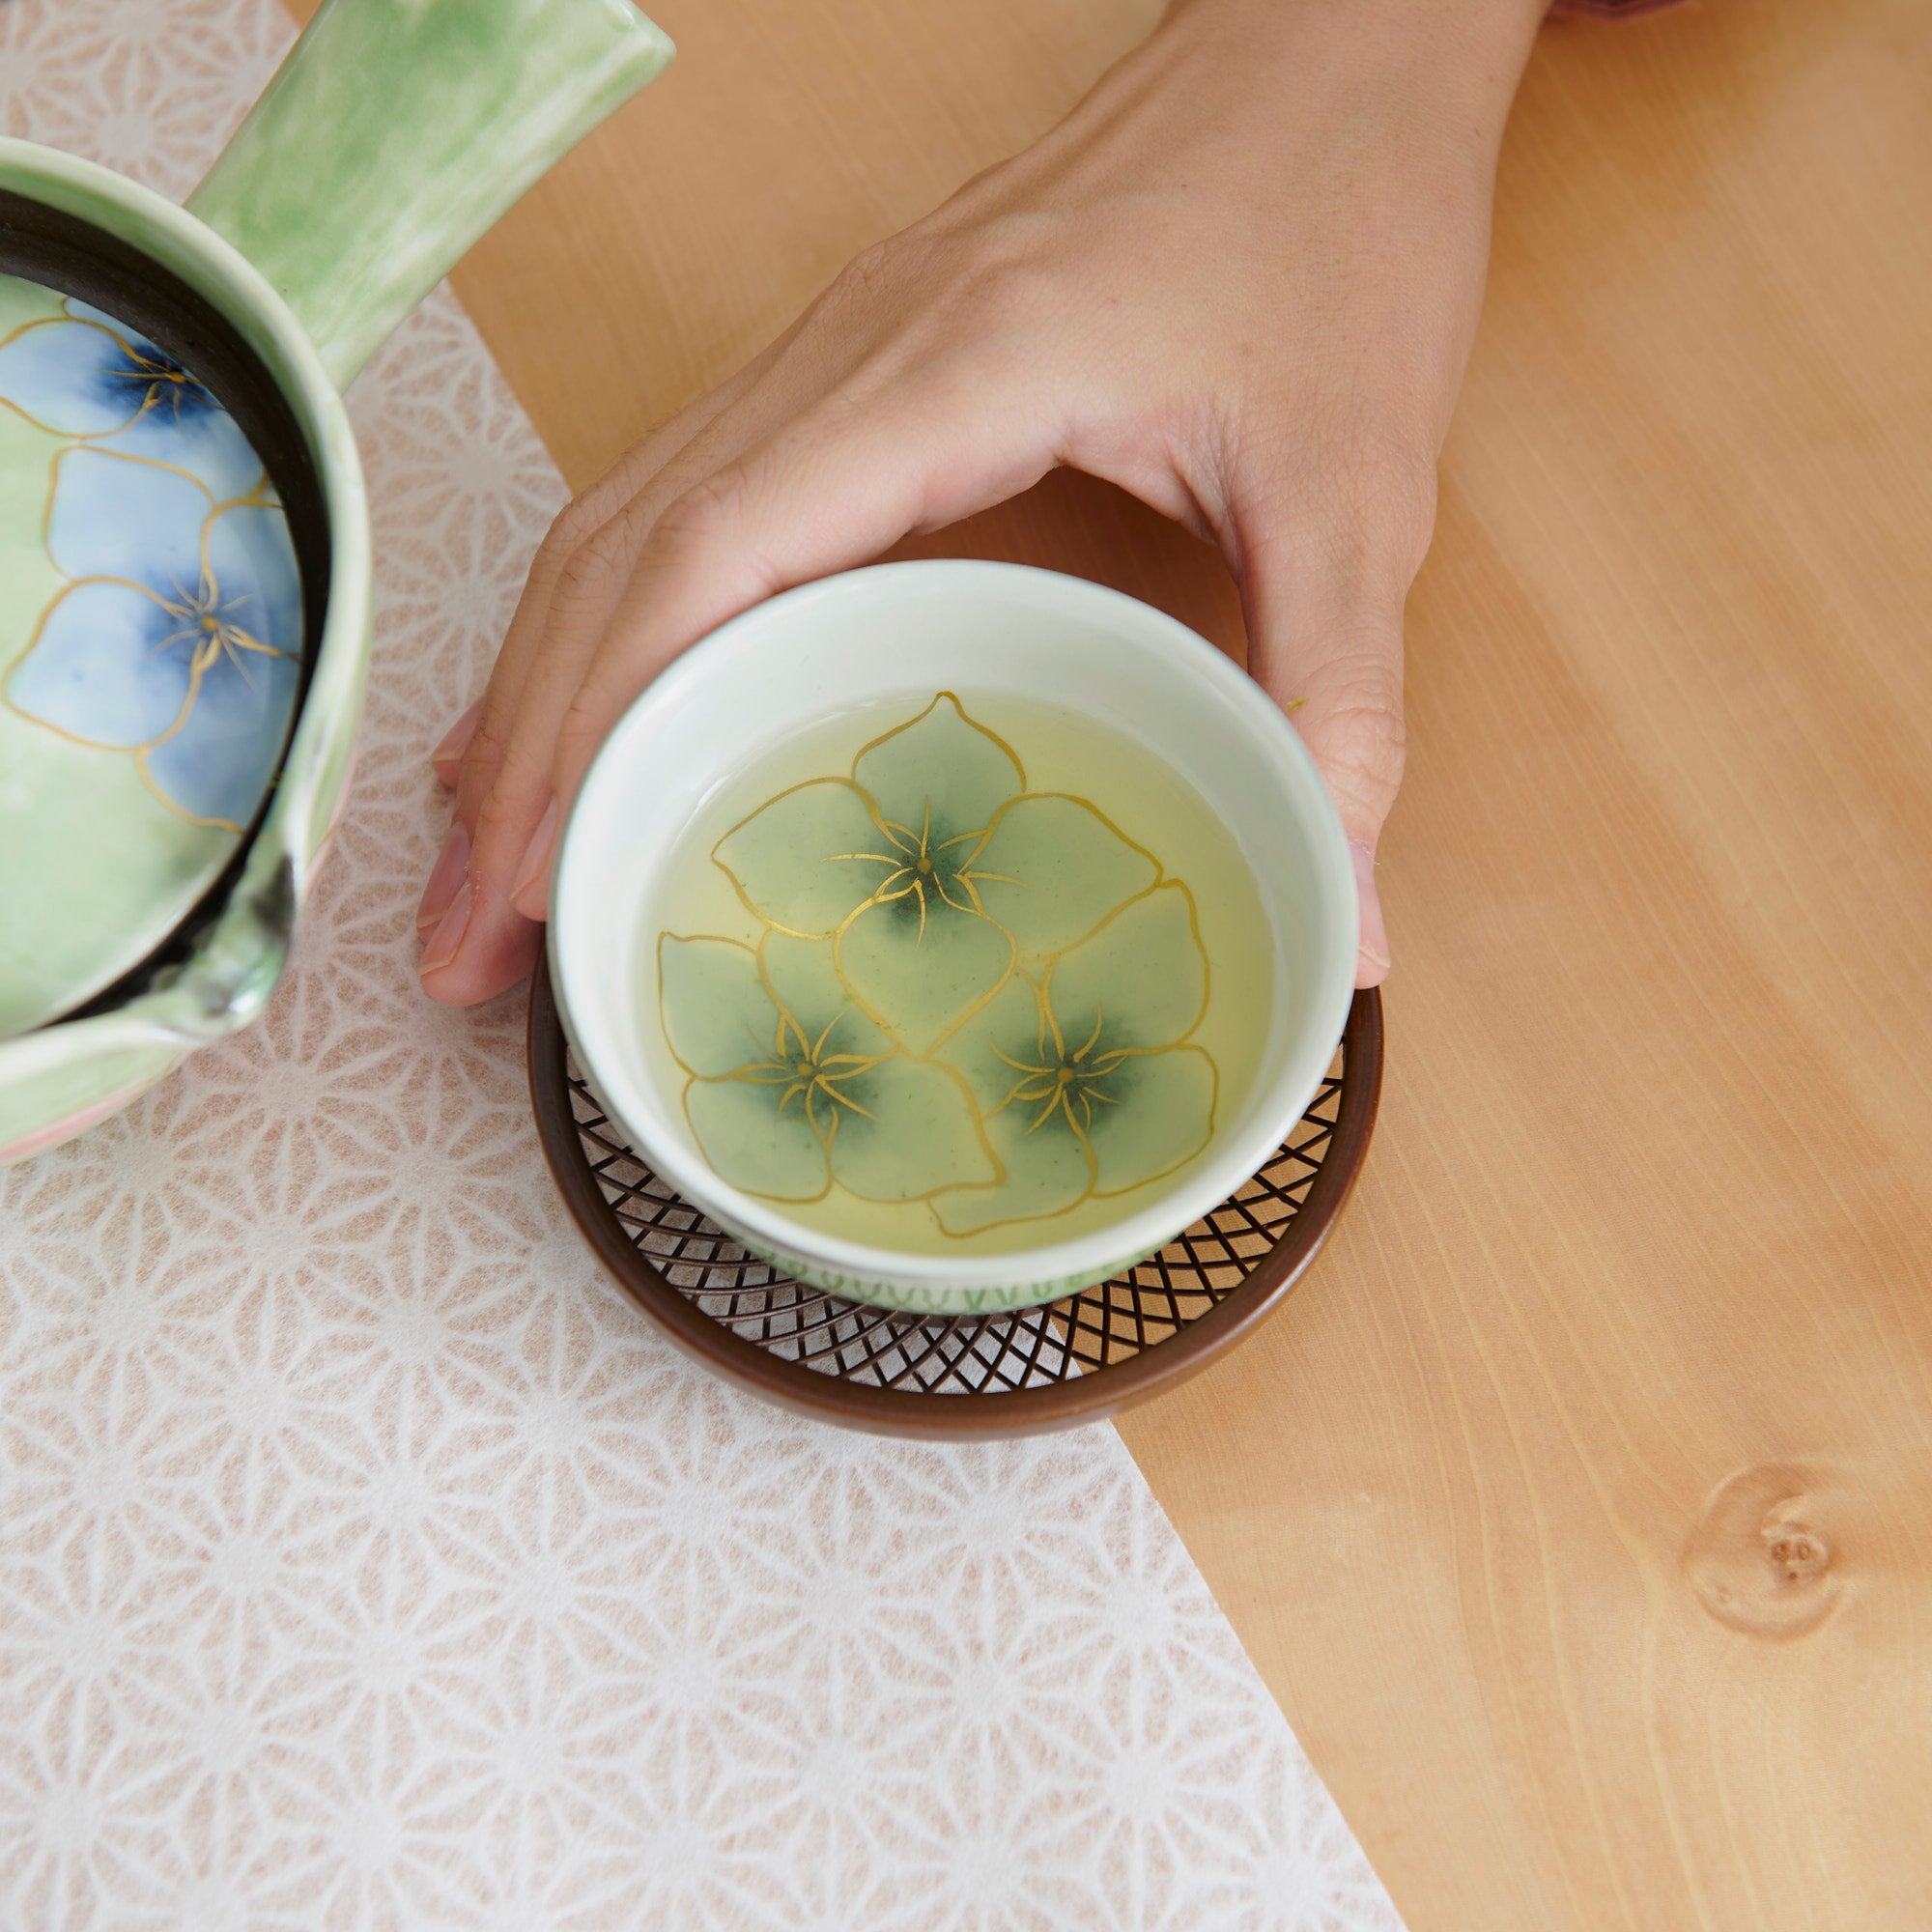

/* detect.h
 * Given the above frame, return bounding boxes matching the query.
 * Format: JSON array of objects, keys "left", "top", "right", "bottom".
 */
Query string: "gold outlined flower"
[
  {"left": 715, "top": 694, "right": 1157, "bottom": 1055},
  {"left": 665, "top": 694, "right": 1218, "bottom": 1238},
  {"left": 933, "top": 883, "right": 1216, "bottom": 1236},
  {"left": 0, "top": 298, "right": 263, "bottom": 497},
  {"left": 659, "top": 929, "right": 996, "bottom": 1204},
  {"left": 0, "top": 298, "right": 301, "bottom": 831},
  {"left": 2, "top": 448, "right": 300, "bottom": 830}
]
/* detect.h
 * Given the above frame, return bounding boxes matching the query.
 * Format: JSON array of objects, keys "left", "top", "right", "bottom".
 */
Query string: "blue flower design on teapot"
[{"left": 0, "top": 299, "right": 302, "bottom": 831}]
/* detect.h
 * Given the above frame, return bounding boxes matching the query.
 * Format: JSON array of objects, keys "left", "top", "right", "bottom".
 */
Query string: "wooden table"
[{"left": 377, "top": 0, "right": 1932, "bottom": 1922}]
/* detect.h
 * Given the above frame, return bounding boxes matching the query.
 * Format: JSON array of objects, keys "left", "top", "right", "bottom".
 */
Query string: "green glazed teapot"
[{"left": 0, "top": 0, "right": 672, "bottom": 1160}]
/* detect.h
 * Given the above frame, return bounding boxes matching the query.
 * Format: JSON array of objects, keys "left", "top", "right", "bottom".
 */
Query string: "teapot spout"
[{"left": 186, "top": 0, "right": 673, "bottom": 389}]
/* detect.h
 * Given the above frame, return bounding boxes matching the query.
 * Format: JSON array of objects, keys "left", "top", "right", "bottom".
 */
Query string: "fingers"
[
  {"left": 418, "top": 358, "right": 771, "bottom": 916},
  {"left": 422, "top": 354, "right": 1053, "bottom": 1008},
  {"left": 417, "top": 343, "right": 811, "bottom": 1004},
  {"left": 545, "top": 360, "right": 1051, "bottom": 850},
  {"left": 420, "top": 358, "right": 870, "bottom": 1006},
  {"left": 1288, "top": 627, "right": 1406, "bottom": 988},
  {"left": 428, "top": 696, "right": 482, "bottom": 787},
  {"left": 1239, "top": 533, "right": 1408, "bottom": 989}
]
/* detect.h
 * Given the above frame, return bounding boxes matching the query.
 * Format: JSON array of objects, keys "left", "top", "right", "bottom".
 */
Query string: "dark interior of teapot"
[{"left": 0, "top": 188, "right": 331, "bottom": 1022}]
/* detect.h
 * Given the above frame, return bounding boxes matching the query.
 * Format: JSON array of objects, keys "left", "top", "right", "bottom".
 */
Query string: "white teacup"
[{"left": 550, "top": 560, "right": 1356, "bottom": 1315}]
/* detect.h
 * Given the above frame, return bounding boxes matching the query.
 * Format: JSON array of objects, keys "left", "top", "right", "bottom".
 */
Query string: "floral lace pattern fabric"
[{"left": 0, "top": 2, "right": 1405, "bottom": 1926}]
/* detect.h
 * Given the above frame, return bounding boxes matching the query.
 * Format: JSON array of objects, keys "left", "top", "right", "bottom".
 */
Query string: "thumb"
[{"left": 1243, "top": 579, "right": 1406, "bottom": 989}]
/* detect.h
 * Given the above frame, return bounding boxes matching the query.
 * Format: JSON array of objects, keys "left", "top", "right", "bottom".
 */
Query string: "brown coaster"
[{"left": 528, "top": 955, "right": 1381, "bottom": 1438}]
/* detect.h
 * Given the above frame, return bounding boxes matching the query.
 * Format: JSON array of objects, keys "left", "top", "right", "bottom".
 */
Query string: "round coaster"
[{"left": 528, "top": 956, "right": 1381, "bottom": 1438}]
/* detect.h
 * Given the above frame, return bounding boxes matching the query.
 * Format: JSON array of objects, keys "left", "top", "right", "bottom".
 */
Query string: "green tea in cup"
[{"left": 643, "top": 691, "right": 1273, "bottom": 1257}]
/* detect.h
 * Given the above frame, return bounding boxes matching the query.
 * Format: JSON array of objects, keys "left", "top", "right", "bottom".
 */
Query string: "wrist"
[
  {"left": 1165, "top": 0, "right": 1546, "bottom": 53},
  {"left": 1153, "top": 0, "right": 1543, "bottom": 140}
]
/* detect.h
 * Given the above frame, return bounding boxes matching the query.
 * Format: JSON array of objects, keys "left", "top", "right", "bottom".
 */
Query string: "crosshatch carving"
[{"left": 532, "top": 958, "right": 1380, "bottom": 1433}]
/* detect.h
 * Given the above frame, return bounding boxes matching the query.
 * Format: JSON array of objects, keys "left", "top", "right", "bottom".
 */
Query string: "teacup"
[
  {"left": 0, "top": 0, "right": 674, "bottom": 1161},
  {"left": 549, "top": 559, "right": 1357, "bottom": 1316}
]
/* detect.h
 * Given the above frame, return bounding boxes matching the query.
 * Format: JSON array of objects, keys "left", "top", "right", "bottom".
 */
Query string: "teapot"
[{"left": 0, "top": 0, "right": 672, "bottom": 1160}]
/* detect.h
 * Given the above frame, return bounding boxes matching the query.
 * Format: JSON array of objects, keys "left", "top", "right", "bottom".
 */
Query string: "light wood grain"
[
  {"left": 434, "top": 0, "right": 1256, "bottom": 652},
  {"left": 1123, "top": 3, "right": 1932, "bottom": 1925},
  {"left": 315, "top": 0, "right": 1932, "bottom": 1921}
]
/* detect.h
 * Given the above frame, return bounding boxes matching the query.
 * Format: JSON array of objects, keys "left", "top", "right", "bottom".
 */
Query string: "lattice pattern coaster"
[{"left": 529, "top": 959, "right": 1381, "bottom": 1437}]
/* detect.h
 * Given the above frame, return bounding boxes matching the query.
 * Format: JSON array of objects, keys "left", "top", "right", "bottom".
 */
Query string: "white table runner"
[{"left": 0, "top": 4, "right": 1404, "bottom": 1923}]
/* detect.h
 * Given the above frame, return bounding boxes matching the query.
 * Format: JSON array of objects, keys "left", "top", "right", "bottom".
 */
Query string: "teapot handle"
[{"left": 186, "top": 0, "right": 672, "bottom": 389}]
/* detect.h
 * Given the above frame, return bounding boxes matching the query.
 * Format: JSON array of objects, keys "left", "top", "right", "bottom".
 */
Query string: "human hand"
[{"left": 417, "top": 0, "right": 1546, "bottom": 1003}]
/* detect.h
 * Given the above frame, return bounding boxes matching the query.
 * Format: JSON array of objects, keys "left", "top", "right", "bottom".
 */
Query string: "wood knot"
[{"left": 1684, "top": 1463, "right": 1841, "bottom": 1640}]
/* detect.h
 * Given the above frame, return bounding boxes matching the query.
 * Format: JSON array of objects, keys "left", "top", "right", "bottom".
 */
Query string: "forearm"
[
  {"left": 1151, "top": 0, "right": 1546, "bottom": 169},
  {"left": 424, "top": 0, "right": 1548, "bottom": 998},
  {"left": 1164, "top": 0, "right": 1548, "bottom": 67}
]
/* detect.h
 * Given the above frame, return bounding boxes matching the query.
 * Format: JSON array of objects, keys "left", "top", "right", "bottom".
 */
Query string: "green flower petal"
[
  {"left": 837, "top": 896, "right": 1014, "bottom": 1055},
  {"left": 759, "top": 932, "right": 893, "bottom": 1063},
  {"left": 827, "top": 1059, "right": 997, "bottom": 1203},
  {"left": 1045, "top": 881, "right": 1208, "bottom": 1054},
  {"left": 714, "top": 779, "right": 893, "bottom": 937},
  {"left": 851, "top": 693, "right": 1023, "bottom": 840},
  {"left": 929, "top": 1095, "right": 1094, "bottom": 1237},
  {"left": 938, "top": 971, "right": 1050, "bottom": 1117},
  {"left": 659, "top": 935, "right": 781, "bottom": 1077},
  {"left": 1087, "top": 1046, "right": 1217, "bottom": 1197},
  {"left": 965, "top": 794, "right": 1159, "bottom": 958},
  {"left": 685, "top": 1075, "right": 831, "bottom": 1202}
]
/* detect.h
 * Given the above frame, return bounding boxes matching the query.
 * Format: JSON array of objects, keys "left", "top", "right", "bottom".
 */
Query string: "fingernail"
[
  {"left": 416, "top": 819, "right": 470, "bottom": 932},
  {"left": 1350, "top": 840, "right": 1392, "bottom": 975},
  {"left": 430, "top": 698, "right": 484, "bottom": 784},
  {"left": 419, "top": 877, "right": 472, "bottom": 976},
  {"left": 510, "top": 796, "right": 560, "bottom": 921}
]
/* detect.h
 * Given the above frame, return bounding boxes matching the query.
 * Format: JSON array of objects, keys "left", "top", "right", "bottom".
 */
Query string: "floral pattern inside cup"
[
  {"left": 658, "top": 694, "right": 1220, "bottom": 1239},
  {"left": 0, "top": 293, "right": 302, "bottom": 832}
]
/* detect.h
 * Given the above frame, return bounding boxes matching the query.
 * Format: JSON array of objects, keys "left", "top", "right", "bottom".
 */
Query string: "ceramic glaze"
[
  {"left": 0, "top": 0, "right": 673, "bottom": 1160},
  {"left": 0, "top": 277, "right": 302, "bottom": 1036},
  {"left": 645, "top": 693, "right": 1273, "bottom": 1257},
  {"left": 551, "top": 560, "right": 1356, "bottom": 1314},
  {"left": 189, "top": 0, "right": 673, "bottom": 386}
]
